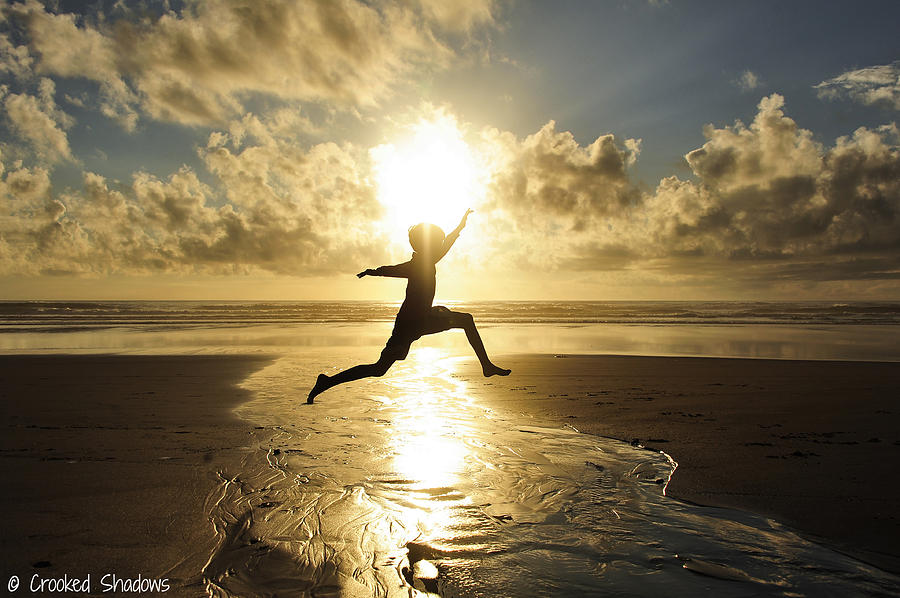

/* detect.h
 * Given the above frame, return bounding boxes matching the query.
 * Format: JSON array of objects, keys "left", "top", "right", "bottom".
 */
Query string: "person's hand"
[
  {"left": 459, "top": 208, "right": 474, "bottom": 229},
  {"left": 357, "top": 269, "right": 372, "bottom": 278}
]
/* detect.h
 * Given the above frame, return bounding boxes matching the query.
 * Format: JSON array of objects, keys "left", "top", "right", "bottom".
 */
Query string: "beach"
[
  {"left": 456, "top": 354, "right": 900, "bottom": 574},
  {"left": 0, "top": 354, "right": 273, "bottom": 593},
  {"left": 4, "top": 0, "right": 900, "bottom": 590},
  {"left": 2, "top": 348, "right": 900, "bottom": 595}
]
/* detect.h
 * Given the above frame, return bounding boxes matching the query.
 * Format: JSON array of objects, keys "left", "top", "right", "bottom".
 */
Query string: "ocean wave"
[{"left": 2, "top": 300, "right": 900, "bottom": 329}]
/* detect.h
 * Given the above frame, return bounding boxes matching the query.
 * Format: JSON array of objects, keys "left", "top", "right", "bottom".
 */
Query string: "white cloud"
[
  {"left": 412, "top": 0, "right": 495, "bottom": 32},
  {"left": 9, "top": 0, "right": 497, "bottom": 128},
  {"left": 735, "top": 70, "right": 760, "bottom": 91},
  {"left": 0, "top": 113, "right": 388, "bottom": 276},
  {"left": 815, "top": 61, "right": 900, "bottom": 110},
  {"left": 3, "top": 77, "right": 75, "bottom": 163}
]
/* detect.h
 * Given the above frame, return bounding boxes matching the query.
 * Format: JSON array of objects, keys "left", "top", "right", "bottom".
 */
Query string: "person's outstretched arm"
[
  {"left": 436, "top": 209, "right": 473, "bottom": 262},
  {"left": 357, "top": 260, "right": 412, "bottom": 278}
]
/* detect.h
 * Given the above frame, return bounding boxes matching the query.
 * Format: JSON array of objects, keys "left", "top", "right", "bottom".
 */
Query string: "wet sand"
[
  {"left": 0, "top": 354, "right": 273, "bottom": 594},
  {"left": 456, "top": 354, "right": 900, "bottom": 574},
  {"left": 3, "top": 352, "right": 900, "bottom": 593}
]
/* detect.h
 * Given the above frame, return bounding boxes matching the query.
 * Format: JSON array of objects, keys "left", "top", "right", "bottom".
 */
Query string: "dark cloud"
[
  {"left": 640, "top": 96, "right": 900, "bottom": 267},
  {"left": 560, "top": 242, "right": 638, "bottom": 272},
  {"left": 474, "top": 121, "right": 641, "bottom": 271},
  {"left": 474, "top": 95, "right": 900, "bottom": 288},
  {"left": 763, "top": 257, "right": 900, "bottom": 282},
  {"left": 484, "top": 121, "right": 640, "bottom": 225}
]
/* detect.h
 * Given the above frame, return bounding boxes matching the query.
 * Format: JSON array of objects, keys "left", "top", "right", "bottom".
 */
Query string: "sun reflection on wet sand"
[
  {"left": 386, "top": 348, "right": 470, "bottom": 486},
  {"left": 201, "top": 348, "right": 900, "bottom": 597},
  {"left": 379, "top": 348, "right": 477, "bottom": 539},
  {"left": 393, "top": 434, "right": 467, "bottom": 489}
]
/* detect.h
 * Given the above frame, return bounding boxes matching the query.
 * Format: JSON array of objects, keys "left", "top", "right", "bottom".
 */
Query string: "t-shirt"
[{"left": 373, "top": 252, "right": 436, "bottom": 321}]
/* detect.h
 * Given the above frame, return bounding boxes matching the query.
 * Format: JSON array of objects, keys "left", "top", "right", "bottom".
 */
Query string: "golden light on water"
[
  {"left": 384, "top": 348, "right": 474, "bottom": 536},
  {"left": 387, "top": 348, "right": 471, "bottom": 490},
  {"left": 371, "top": 112, "right": 488, "bottom": 232},
  {"left": 394, "top": 435, "right": 468, "bottom": 488}
]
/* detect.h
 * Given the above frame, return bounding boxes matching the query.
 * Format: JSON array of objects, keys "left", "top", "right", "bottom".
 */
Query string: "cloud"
[
  {"left": 2, "top": 77, "right": 75, "bottom": 163},
  {"left": 411, "top": 0, "right": 495, "bottom": 32},
  {"left": 0, "top": 160, "right": 80, "bottom": 275},
  {"left": 7, "top": 0, "right": 496, "bottom": 128},
  {"left": 197, "top": 119, "right": 387, "bottom": 273},
  {"left": 639, "top": 95, "right": 900, "bottom": 262},
  {"left": 735, "top": 70, "right": 760, "bottom": 91},
  {"left": 475, "top": 121, "right": 642, "bottom": 270},
  {"left": 0, "top": 158, "right": 51, "bottom": 203},
  {"left": 0, "top": 30, "right": 33, "bottom": 80},
  {"left": 471, "top": 94, "right": 900, "bottom": 287},
  {"left": 0, "top": 112, "right": 388, "bottom": 276},
  {"left": 815, "top": 61, "right": 900, "bottom": 110},
  {"left": 483, "top": 121, "right": 641, "bottom": 223},
  {"left": 1, "top": 93, "right": 897, "bottom": 293}
]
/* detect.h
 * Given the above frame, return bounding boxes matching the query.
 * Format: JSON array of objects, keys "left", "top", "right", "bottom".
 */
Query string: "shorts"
[{"left": 380, "top": 305, "right": 459, "bottom": 361}]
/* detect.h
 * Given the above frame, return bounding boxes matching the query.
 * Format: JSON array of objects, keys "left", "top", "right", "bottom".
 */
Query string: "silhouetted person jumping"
[{"left": 307, "top": 209, "right": 510, "bottom": 403}]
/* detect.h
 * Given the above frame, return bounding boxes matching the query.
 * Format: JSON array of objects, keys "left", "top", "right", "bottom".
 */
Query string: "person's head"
[{"left": 408, "top": 223, "right": 445, "bottom": 256}]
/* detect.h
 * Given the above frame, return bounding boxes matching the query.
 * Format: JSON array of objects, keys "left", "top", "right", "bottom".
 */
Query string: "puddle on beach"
[{"left": 201, "top": 348, "right": 899, "bottom": 597}]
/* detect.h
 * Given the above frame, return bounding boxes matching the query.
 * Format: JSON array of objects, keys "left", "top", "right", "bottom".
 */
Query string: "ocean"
[
  {"left": 4, "top": 299, "right": 900, "bottom": 327},
  {"left": 1, "top": 300, "right": 899, "bottom": 361}
]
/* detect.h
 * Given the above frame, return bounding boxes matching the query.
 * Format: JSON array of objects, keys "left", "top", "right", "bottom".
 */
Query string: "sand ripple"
[{"left": 201, "top": 349, "right": 900, "bottom": 597}]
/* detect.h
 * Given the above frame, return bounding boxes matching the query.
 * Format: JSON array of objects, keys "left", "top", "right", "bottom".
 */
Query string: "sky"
[{"left": 1, "top": 0, "right": 899, "bottom": 301}]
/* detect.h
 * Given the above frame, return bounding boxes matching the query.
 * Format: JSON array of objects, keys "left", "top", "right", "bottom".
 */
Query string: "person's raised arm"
[
  {"left": 357, "top": 260, "right": 413, "bottom": 278},
  {"left": 436, "top": 208, "right": 473, "bottom": 262}
]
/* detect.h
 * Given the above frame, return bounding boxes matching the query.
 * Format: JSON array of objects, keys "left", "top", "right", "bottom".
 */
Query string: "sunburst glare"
[{"left": 371, "top": 111, "right": 488, "bottom": 233}]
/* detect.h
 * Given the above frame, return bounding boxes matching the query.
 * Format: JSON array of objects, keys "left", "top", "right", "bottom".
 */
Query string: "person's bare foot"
[
  {"left": 483, "top": 364, "right": 511, "bottom": 377},
  {"left": 307, "top": 374, "right": 330, "bottom": 404}
]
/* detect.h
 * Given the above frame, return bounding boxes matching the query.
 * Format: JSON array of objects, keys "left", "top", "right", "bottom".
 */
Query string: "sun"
[{"left": 371, "top": 111, "right": 487, "bottom": 233}]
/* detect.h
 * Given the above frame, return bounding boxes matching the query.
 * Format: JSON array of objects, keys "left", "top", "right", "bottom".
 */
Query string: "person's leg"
[
  {"left": 307, "top": 355, "right": 397, "bottom": 403},
  {"left": 447, "top": 311, "right": 510, "bottom": 377}
]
